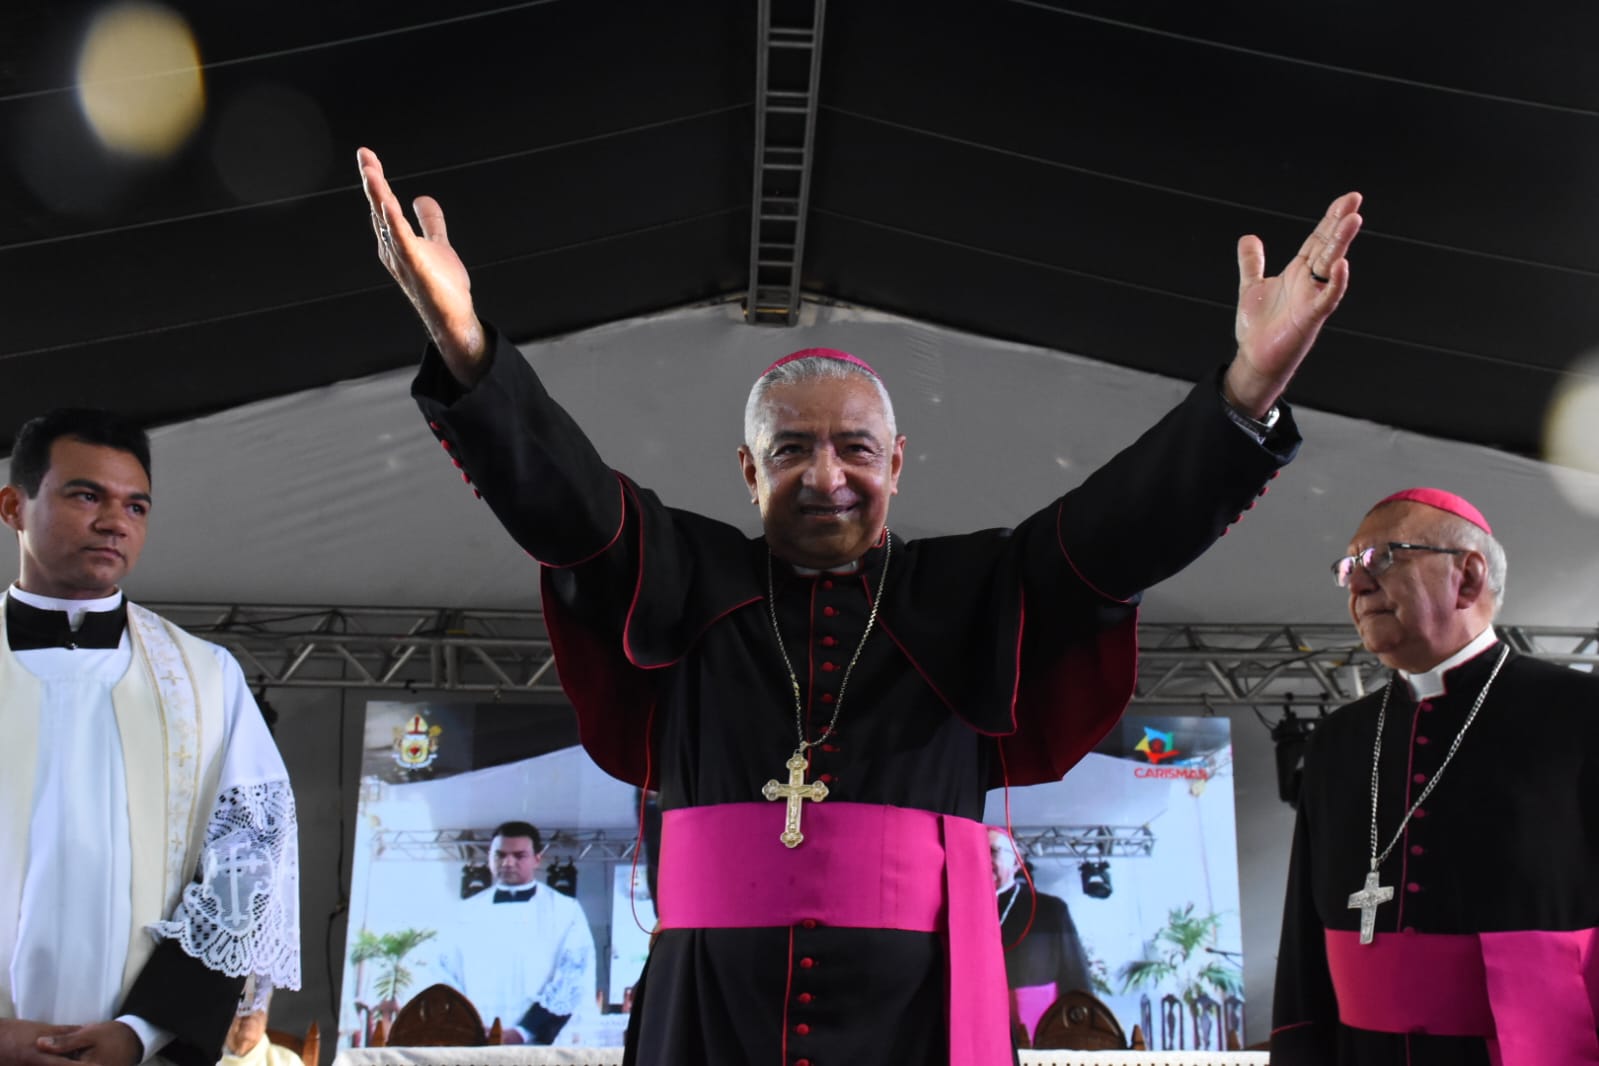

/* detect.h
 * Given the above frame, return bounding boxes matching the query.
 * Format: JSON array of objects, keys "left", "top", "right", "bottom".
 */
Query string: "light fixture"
[{"left": 1080, "top": 860, "right": 1112, "bottom": 899}]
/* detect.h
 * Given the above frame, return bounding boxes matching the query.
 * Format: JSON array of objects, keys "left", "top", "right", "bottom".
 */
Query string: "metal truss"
[
  {"left": 376, "top": 825, "right": 1145, "bottom": 865},
  {"left": 1012, "top": 825, "right": 1157, "bottom": 861},
  {"left": 372, "top": 828, "right": 639, "bottom": 864},
  {"left": 1134, "top": 622, "right": 1599, "bottom": 709},
  {"left": 147, "top": 603, "right": 560, "bottom": 695},
  {"left": 147, "top": 604, "right": 1599, "bottom": 707}
]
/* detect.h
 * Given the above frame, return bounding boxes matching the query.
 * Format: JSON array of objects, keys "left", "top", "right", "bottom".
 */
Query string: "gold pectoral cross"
[{"left": 762, "top": 750, "right": 828, "bottom": 848}]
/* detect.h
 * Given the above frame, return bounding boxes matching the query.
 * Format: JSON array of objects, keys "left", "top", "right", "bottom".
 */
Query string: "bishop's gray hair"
[
  {"left": 1367, "top": 500, "right": 1510, "bottom": 619},
  {"left": 743, "top": 355, "right": 897, "bottom": 449},
  {"left": 1432, "top": 511, "right": 1509, "bottom": 617}
]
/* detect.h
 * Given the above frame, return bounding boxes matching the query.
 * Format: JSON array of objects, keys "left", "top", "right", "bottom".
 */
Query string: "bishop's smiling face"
[{"left": 738, "top": 376, "right": 905, "bottom": 571}]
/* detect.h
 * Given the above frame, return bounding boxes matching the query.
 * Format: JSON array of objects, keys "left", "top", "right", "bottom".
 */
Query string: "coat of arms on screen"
[{"left": 393, "top": 713, "right": 443, "bottom": 769}]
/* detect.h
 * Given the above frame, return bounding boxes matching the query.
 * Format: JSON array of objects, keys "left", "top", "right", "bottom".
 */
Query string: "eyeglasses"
[{"left": 1331, "top": 542, "right": 1465, "bottom": 588}]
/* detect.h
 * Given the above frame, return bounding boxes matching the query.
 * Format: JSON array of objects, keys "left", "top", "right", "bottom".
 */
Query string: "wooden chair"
[
  {"left": 376, "top": 985, "right": 504, "bottom": 1047},
  {"left": 1030, "top": 989, "right": 1130, "bottom": 1051},
  {"left": 265, "top": 1022, "right": 320, "bottom": 1066}
]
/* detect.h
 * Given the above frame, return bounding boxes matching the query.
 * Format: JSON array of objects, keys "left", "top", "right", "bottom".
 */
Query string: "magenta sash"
[
  {"left": 1013, "top": 983, "right": 1056, "bottom": 1043},
  {"left": 657, "top": 802, "right": 1012, "bottom": 1066},
  {"left": 1326, "top": 928, "right": 1599, "bottom": 1065}
]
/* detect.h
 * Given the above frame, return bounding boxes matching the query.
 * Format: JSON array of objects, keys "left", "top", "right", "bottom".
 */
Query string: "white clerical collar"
[
  {"left": 7, "top": 584, "right": 124, "bottom": 631},
  {"left": 791, "top": 559, "right": 862, "bottom": 577},
  {"left": 1399, "top": 627, "right": 1499, "bottom": 700}
]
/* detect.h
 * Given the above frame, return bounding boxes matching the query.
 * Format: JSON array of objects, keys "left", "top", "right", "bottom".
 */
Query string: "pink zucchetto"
[
  {"left": 760, "top": 347, "right": 881, "bottom": 380},
  {"left": 1372, "top": 487, "right": 1492, "bottom": 535}
]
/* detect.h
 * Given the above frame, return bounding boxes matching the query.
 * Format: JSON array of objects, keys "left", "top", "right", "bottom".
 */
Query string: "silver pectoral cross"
[
  {"left": 762, "top": 751, "right": 828, "bottom": 848},
  {"left": 1347, "top": 867, "right": 1394, "bottom": 945}
]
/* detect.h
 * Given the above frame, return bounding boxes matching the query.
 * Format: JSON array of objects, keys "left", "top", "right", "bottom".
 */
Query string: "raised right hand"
[{"left": 357, "top": 147, "right": 488, "bottom": 384}]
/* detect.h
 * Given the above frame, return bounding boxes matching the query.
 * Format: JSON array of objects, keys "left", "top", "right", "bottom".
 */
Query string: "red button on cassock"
[
  {"left": 1406, "top": 882, "right": 1421, "bottom": 894},
  {"left": 796, "top": 993, "right": 813, "bottom": 1004},
  {"left": 795, "top": 1024, "right": 810, "bottom": 1036},
  {"left": 799, "top": 957, "right": 815, "bottom": 969}
]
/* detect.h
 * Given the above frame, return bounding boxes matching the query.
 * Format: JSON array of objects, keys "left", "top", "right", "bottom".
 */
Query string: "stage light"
[
  {"left": 1080, "top": 860, "right": 1112, "bottom": 899},
  {"left": 460, "top": 863, "right": 491, "bottom": 898},
  {"left": 546, "top": 858, "right": 578, "bottom": 897},
  {"left": 1270, "top": 698, "right": 1323, "bottom": 808}
]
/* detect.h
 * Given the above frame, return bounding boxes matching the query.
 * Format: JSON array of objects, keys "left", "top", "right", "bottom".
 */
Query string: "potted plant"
[
  {"left": 350, "top": 927, "right": 438, "bottom": 1040},
  {"left": 1117, "top": 904, "right": 1242, "bottom": 1049}
]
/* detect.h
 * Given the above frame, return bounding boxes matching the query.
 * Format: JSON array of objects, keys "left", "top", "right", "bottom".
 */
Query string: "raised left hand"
[
  {"left": 36, "top": 1022, "right": 141, "bottom": 1066},
  {"left": 1226, "top": 191, "right": 1363, "bottom": 416}
]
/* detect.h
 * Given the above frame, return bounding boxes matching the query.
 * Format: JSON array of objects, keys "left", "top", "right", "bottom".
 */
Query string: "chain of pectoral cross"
[
  {"left": 760, "top": 532, "right": 892, "bottom": 848},
  {"left": 1346, "top": 644, "right": 1508, "bottom": 944}
]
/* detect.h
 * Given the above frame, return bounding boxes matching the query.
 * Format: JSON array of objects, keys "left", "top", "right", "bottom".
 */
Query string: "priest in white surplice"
[
  {"left": 0, "top": 410, "right": 299, "bottom": 1066},
  {"left": 438, "top": 822, "right": 596, "bottom": 1045}
]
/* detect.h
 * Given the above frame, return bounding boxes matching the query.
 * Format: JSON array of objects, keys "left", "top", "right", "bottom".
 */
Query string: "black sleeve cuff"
[
  {"left": 119, "top": 940, "right": 246, "bottom": 1064},
  {"left": 516, "top": 1003, "right": 572, "bottom": 1046}
]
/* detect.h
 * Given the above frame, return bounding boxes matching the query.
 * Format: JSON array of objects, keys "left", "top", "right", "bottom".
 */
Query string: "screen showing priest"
[{"left": 339, "top": 700, "right": 652, "bottom": 1050}]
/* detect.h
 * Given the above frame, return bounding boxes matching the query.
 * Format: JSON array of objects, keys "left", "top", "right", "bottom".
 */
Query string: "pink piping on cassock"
[{"left": 656, "top": 802, "right": 1013, "bottom": 1066}]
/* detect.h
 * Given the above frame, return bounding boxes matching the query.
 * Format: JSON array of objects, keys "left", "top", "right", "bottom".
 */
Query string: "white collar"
[
  {"left": 7, "top": 584, "right": 124, "bottom": 630},
  {"left": 1399, "top": 627, "right": 1499, "bottom": 700},
  {"left": 791, "top": 558, "right": 862, "bottom": 577}
]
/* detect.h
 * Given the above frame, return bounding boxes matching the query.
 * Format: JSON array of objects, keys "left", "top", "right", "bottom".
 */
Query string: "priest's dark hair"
[
  {"left": 492, "top": 820, "right": 543, "bottom": 852},
  {"left": 8, "top": 408, "right": 152, "bottom": 497}
]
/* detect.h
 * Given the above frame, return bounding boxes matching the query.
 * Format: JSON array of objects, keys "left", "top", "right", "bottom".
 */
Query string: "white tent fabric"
[{"left": 7, "top": 299, "right": 1597, "bottom": 625}]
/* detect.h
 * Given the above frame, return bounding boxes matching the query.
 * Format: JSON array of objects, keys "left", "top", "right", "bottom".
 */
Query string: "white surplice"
[
  {"left": 0, "top": 589, "right": 299, "bottom": 1043},
  {"left": 438, "top": 885, "right": 597, "bottom": 1042}
]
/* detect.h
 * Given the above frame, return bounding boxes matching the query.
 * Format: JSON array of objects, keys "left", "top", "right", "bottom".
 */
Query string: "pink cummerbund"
[
  {"left": 656, "top": 801, "right": 1012, "bottom": 1066},
  {"left": 1326, "top": 927, "right": 1599, "bottom": 1065}
]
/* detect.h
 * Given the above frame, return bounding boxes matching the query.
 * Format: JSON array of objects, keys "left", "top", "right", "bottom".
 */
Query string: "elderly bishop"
[{"left": 1272, "top": 489, "right": 1599, "bottom": 1065}]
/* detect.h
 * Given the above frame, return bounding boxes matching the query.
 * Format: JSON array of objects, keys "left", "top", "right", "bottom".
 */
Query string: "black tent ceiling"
[{"left": 4, "top": 0, "right": 1597, "bottom": 458}]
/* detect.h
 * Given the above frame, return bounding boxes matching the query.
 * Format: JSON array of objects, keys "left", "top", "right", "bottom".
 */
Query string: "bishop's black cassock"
[
  {"left": 416, "top": 326, "right": 1295, "bottom": 1066},
  {"left": 1271, "top": 642, "right": 1599, "bottom": 1065},
  {"left": 999, "top": 881, "right": 1092, "bottom": 1041}
]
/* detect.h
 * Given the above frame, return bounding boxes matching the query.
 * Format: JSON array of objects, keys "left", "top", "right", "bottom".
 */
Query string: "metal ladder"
[{"left": 745, "top": 0, "right": 826, "bottom": 325}]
